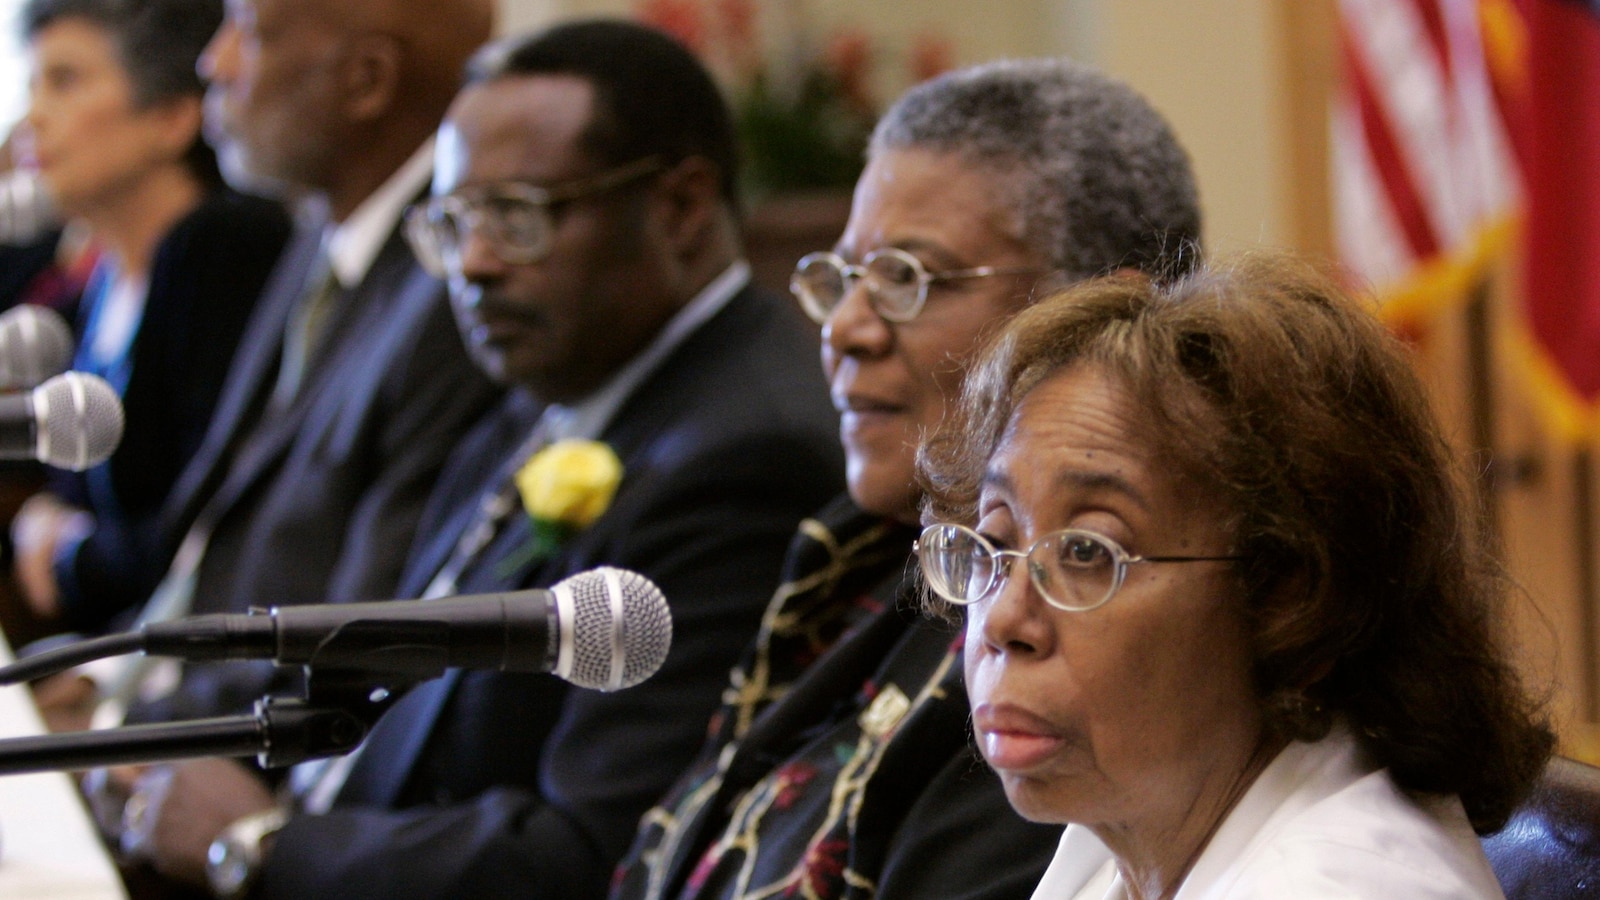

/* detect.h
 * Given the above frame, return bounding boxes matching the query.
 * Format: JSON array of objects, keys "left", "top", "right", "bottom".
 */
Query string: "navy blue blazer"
[
  {"left": 52, "top": 189, "right": 291, "bottom": 631},
  {"left": 260, "top": 283, "right": 845, "bottom": 899},
  {"left": 126, "top": 208, "right": 502, "bottom": 724}
]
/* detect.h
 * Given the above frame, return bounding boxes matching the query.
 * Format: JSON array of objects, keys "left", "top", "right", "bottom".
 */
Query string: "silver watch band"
[{"left": 205, "top": 806, "right": 289, "bottom": 899}]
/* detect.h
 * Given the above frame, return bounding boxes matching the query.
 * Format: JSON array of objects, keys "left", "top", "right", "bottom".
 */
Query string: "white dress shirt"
[{"left": 326, "top": 136, "right": 435, "bottom": 285}]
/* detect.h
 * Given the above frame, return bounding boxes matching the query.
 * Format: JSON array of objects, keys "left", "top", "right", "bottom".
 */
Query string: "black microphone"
[
  {"left": 140, "top": 567, "right": 673, "bottom": 691},
  {"left": 0, "top": 371, "right": 124, "bottom": 470},
  {"left": 0, "top": 170, "right": 59, "bottom": 246},
  {"left": 0, "top": 304, "right": 74, "bottom": 390}
]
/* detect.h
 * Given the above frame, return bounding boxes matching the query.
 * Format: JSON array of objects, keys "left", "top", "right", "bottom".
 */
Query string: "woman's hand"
[{"left": 11, "top": 492, "right": 93, "bottom": 619}]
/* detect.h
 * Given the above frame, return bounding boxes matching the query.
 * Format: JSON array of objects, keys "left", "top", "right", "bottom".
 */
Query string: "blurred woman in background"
[{"left": 10, "top": 0, "right": 290, "bottom": 636}]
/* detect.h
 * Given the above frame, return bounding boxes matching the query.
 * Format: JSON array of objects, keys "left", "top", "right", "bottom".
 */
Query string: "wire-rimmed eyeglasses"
[
  {"left": 789, "top": 248, "right": 1038, "bottom": 325},
  {"left": 915, "top": 522, "right": 1242, "bottom": 612},
  {"left": 404, "top": 156, "right": 663, "bottom": 277}
]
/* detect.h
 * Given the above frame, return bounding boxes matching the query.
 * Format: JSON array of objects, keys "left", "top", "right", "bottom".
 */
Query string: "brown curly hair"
[{"left": 917, "top": 250, "right": 1552, "bottom": 834}]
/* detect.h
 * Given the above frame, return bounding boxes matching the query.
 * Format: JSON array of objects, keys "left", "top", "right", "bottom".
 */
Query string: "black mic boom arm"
[{"left": 0, "top": 667, "right": 405, "bottom": 776}]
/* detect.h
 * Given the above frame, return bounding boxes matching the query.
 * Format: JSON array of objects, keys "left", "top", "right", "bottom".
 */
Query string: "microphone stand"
[{"left": 0, "top": 667, "right": 407, "bottom": 776}]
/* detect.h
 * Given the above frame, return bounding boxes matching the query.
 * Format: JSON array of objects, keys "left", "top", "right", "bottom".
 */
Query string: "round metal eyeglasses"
[
  {"left": 915, "top": 522, "right": 1242, "bottom": 612},
  {"left": 789, "top": 247, "right": 1037, "bottom": 324},
  {"left": 404, "top": 156, "right": 663, "bottom": 278}
]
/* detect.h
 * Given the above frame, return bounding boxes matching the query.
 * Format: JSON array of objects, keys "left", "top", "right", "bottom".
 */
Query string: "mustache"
[{"left": 452, "top": 285, "right": 539, "bottom": 324}]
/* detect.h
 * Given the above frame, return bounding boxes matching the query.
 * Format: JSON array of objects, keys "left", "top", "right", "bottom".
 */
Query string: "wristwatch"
[{"left": 205, "top": 806, "right": 288, "bottom": 899}]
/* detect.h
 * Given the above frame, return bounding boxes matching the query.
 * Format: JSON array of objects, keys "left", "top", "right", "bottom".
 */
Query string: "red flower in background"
[
  {"left": 714, "top": 0, "right": 760, "bottom": 77},
  {"left": 911, "top": 31, "right": 954, "bottom": 83},
  {"left": 715, "top": 0, "right": 754, "bottom": 41},
  {"left": 637, "top": 0, "right": 707, "bottom": 53},
  {"left": 631, "top": 0, "right": 953, "bottom": 194},
  {"left": 825, "top": 28, "right": 874, "bottom": 113}
]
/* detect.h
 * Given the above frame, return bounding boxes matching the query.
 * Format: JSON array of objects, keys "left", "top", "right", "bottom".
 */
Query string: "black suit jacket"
[
  {"left": 53, "top": 189, "right": 292, "bottom": 631},
  {"left": 260, "top": 283, "right": 844, "bottom": 900},
  {"left": 127, "top": 209, "right": 501, "bottom": 723}
]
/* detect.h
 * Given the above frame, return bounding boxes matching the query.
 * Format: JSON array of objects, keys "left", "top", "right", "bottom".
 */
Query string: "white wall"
[
  {"left": 0, "top": 0, "right": 28, "bottom": 139},
  {"left": 1099, "top": 0, "right": 1285, "bottom": 254},
  {"left": 498, "top": 0, "right": 567, "bottom": 34}
]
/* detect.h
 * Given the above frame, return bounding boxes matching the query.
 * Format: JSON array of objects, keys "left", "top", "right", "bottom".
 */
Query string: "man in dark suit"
[
  {"left": 48, "top": 0, "right": 505, "bottom": 727},
  {"left": 130, "top": 20, "right": 844, "bottom": 899},
  {"left": 42, "top": 0, "right": 501, "bottom": 819}
]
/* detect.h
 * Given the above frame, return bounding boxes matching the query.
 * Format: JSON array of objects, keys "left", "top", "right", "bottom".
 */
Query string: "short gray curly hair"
[{"left": 871, "top": 58, "right": 1202, "bottom": 282}]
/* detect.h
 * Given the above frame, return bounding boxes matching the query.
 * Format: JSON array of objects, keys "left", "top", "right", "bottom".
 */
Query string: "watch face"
[
  {"left": 208, "top": 838, "right": 251, "bottom": 896},
  {"left": 205, "top": 807, "right": 285, "bottom": 898}
]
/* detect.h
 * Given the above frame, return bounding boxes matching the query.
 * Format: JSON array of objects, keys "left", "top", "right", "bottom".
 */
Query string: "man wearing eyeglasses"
[
  {"left": 53, "top": 0, "right": 502, "bottom": 877},
  {"left": 125, "top": 19, "right": 843, "bottom": 900},
  {"left": 33, "top": 0, "right": 504, "bottom": 726}
]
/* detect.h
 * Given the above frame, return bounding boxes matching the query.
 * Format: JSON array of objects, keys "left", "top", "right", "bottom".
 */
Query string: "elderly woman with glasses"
[
  {"left": 917, "top": 252, "right": 1553, "bottom": 899},
  {"left": 611, "top": 57, "right": 1200, "bottom": 900}
]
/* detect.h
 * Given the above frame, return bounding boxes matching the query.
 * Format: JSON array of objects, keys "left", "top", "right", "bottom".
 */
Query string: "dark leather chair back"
[{"left": 1483, "top": 756, "right": 1600, "bottom": 898}]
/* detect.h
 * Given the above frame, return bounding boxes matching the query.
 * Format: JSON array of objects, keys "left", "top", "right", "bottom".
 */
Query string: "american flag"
[
  {"left": 1333, "top": 0, "right": 1518, "bottom": 326},
  {"left": 1336, "top": 0, "right": 1600, "bottom": 438}
]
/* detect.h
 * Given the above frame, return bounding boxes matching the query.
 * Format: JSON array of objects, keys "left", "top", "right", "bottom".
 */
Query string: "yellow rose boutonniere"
[
  {"left": 516, "top": 439, "right": 624, "bottom": 527},
  {"left": 499, "top": 439, "right": 623, "bottom": 574}
]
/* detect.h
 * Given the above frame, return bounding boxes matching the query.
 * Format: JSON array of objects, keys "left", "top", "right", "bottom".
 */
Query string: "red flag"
[{"left": 1502, "top": 0, "right": 1600, "bottom": 438}]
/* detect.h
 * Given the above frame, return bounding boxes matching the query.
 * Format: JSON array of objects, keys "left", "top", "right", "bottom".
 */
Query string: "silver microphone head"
[
  {"left": 550, "top": 566, "right": 672, "bottom": 691},
  {"left": 31, "top": 371, "right": 124, "bottom": 471},
  {"left": 0, "top": 305, "right": 74, "bottom": 390},
  {"left": 0, "top": 170, "right": 59, "bottom": 246}
]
